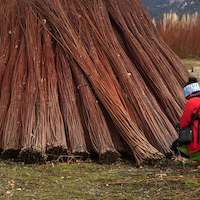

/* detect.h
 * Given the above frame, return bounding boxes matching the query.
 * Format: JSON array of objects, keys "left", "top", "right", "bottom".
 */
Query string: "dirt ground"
[{"left": 181, "top": 58, "right": 200, "bottom": 71}]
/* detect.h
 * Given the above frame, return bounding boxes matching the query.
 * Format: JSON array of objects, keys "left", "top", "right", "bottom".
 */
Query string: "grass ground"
[{"left": 0, "top": 155, "right": 199, "bottom": 200}]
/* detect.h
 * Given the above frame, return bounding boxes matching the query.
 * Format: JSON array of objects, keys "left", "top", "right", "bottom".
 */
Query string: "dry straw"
[{"left": 157, "top": 11, "right": 200, "bottom": 58}]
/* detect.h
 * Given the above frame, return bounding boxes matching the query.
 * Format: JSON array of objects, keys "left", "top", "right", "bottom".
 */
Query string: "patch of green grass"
[{"left": 0, "top": 158, "right": 199, "bottom": 199}]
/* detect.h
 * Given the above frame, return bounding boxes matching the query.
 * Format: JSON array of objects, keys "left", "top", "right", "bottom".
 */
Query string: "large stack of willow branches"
[{"left": 0, "top": 0, "right": 190, "bottom": 165}]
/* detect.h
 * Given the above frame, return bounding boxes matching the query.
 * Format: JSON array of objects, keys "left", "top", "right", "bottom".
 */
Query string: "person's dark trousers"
[{"left": 171, "top": 139, "right": 190, "bottom": 158}]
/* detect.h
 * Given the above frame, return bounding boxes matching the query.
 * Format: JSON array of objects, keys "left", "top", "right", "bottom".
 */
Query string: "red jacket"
[{"left": 180, "top": 92, "right": 200, "bottom": 154}]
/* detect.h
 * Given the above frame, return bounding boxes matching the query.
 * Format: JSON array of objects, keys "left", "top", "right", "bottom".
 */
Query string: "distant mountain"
[
  {"left": 170, "top": 0, "right": 185, "bottom": 3},
  {"left": 144, "top": 0, "right": 170, "bottom": 8},
  {"left": 170, "top": 0, "right": 200, "bottom": 17},
  {"left": 143, "top": 0, "right": 174, "bottom": 20},
  {"left": 143, "top": 0, "right": 200, "bottom": 20}
]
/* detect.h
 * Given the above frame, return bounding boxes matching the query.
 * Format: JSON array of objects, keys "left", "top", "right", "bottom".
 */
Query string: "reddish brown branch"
[{"left": 98, "top": 176, "right": 200, "bottom": 186}]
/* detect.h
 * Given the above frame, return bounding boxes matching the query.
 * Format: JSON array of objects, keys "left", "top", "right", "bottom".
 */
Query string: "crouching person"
[{"left": 172, "top": 77, "right": 200, "bottom": 168}]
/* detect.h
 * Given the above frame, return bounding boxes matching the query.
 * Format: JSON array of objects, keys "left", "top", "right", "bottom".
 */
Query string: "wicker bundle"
[
  {"left": 39, "top": 0, "right": 166, "bottom": 164},
  {"left": 71, "top": 57, "right": 120, "bottom": 163},
  {"left": 55, "top": 44, "right": 88, "bottom": 157},
  {"left": 42, "top": 28, "right": 68, "bottom": 157},
  {"left": 20, "top": 10, "right": 47, "bottom": 163},
  {"left": 116, "top": 0, "right": 188, "bottom": 100},
  {"left": 73, "top": 0, "right": 178, "bottom": 154},
  {"left": 0, "top": 15, "right": 21, "bottom": 152},
  {"left": 2, "top": 34, "right": 26, "bottom": 158},
  {"left": 0, "top": 10, "right": 11, "bottom": 90},
  {"left": 102, "top": 0, "right": 187, "bottom": 124},
  {"left": 0, "top": 0, "right": 191, "bottom": 165}
]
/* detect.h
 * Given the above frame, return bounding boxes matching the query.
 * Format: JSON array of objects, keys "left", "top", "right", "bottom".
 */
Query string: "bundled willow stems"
[{"left": 0, "top": 0, "right": 190, "bottom": 165}]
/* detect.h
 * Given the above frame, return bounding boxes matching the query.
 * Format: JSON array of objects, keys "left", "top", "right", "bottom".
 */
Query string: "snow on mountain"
[{"left": 143, "top": 0, "right": 200, "bottom": 20}]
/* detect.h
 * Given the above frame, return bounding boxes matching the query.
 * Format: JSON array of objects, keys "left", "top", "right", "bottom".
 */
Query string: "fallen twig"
[
  {"left": 98, "top": 176, "right": 200, "bottom": 186},
  {"left": 169, "top": 188, "right": 200, "bottom": 199}
]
